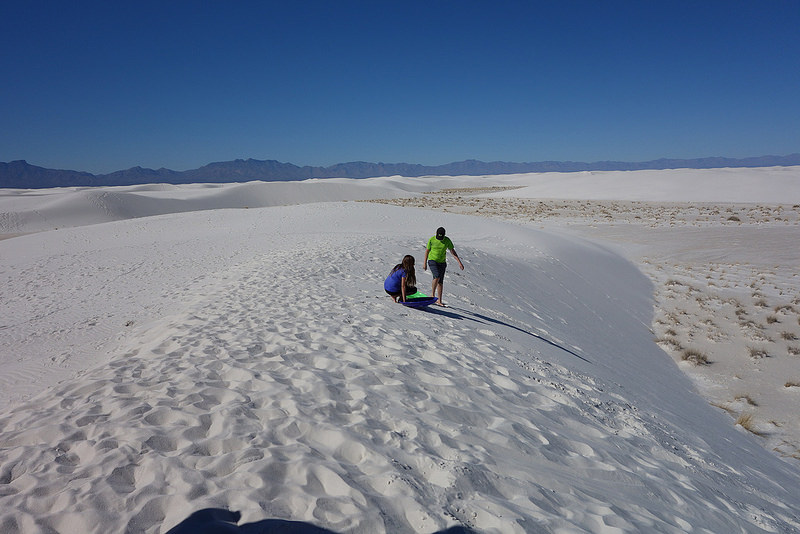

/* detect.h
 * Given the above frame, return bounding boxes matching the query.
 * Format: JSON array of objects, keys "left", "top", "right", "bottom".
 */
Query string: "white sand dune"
[
  {"left": 482, "top": 166, "right": 800, "bottom": 203},
  {"left": 1, "top": 168, "right": 800, "bottom": 533},
  {"left": 0, "top": 178, "right": 430, "bottom": 236}
]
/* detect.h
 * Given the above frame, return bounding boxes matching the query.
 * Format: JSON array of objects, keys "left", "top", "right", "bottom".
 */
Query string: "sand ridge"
[{"left": 372, "top": 192, "right": 800, "bottom": 463}]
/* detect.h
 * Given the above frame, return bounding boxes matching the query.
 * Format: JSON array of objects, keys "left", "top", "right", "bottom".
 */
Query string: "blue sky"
[{"left": 2, "top": 1, "right": 799, "bottom": 174}]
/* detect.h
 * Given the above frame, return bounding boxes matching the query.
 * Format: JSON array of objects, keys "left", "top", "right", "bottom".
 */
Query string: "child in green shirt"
[{"left": 423, "top": 227, "right": 464, "bottom": 306}]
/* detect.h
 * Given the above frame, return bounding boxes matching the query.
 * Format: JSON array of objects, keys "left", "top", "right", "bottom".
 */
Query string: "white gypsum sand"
[
  {"left": 384, "top": 168, "right": 800, "bottom": 464},
  {"left": 1, "top": 167, "right": 799, "bottom": 533}
]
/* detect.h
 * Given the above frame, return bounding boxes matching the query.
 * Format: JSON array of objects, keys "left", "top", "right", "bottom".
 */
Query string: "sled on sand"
[{"left": 400, "top": 291, "right": 438, "bottom": 308}]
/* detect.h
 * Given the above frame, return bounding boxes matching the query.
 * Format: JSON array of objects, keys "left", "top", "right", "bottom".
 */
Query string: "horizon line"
[{"left": 5, "top": 152, "right": 800, "bottom": 176}]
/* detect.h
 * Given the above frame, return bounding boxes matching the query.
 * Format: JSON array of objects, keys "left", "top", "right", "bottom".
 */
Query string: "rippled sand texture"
[{"left": 374, "top": 191, "right": 800, "bottom": 462}]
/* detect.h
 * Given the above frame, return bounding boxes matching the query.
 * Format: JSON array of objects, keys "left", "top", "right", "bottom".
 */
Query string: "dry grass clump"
[
  {"left": 748, "top": 346, "right": 770, "bottom": 359},
  {"left": 681, "top": 348, "right": 709, "bottom": 365},
  {"left": 655, "top": 337, "right": 682, "bottom": 352},
  {"left": 734, "top": 394, "right": 758, "bottom": 406},
  {"left": 785, "top": 381, "right": 800, "bottom": 388},
  {"left": 766, "top": 315, "right": 780, "bottom": 324},
  {"left": 735, "top": 412, "right": 766, "bottom": 436},
  {"left": 781, "top": 331, "right": 799, "bottom": 341},
  {"left": 788, "top": 346, "right": 800, "bottom": 356}
]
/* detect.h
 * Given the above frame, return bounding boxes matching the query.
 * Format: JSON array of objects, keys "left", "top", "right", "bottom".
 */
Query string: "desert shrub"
[
  {"left": 735, "top": 413, "right": 765, "bottom": 436},
  {"left": 781, "top": 332, "right": 798, "bottom": 341},
  {"left": 727, "top": 215, "right": 741, "bottom": 222},
  {"left": 766, "top": 315, "right": 780, "bottom": 324},
  {"left": 785, "top": 381, "right": 800, "bottom": 388},
  {"left": 748, "top": 346, "right": 769, "bottom": 359},
  {"left": 655, "top": 337, "right": 682, "bottom": 352},
  {"left": 734, "top": 394, "right": 757, "bottom": 406},
  {"left": 682, "top": 348, "right": 709, "bottom": 365}
]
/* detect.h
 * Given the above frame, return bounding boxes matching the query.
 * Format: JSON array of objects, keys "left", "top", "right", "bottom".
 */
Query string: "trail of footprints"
[{"left": 0, "top": 239, "right": 769, "bottom": 533}]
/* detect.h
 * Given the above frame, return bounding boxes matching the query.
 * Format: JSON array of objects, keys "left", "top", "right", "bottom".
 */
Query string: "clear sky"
[{"left": 2, "top": 1, "right": 799, "bottom": 174}]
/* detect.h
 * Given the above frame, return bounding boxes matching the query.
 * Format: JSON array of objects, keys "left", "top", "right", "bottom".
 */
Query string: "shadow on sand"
[
  {"left": 421, "top": 305, "right": 590, "bottom": 364},
  {"left": 166, "top": 508, "right": 477, "bottom": 533}
]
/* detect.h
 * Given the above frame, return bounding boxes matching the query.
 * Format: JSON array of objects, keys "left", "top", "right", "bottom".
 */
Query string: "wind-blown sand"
[{"left": 1, "top": 167, "right": 799, "bottom": 533}]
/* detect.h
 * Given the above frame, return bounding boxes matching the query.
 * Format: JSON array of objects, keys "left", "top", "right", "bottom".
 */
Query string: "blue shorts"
[{"left": 428, "top": 260, "right": 447, "bottom": 281}]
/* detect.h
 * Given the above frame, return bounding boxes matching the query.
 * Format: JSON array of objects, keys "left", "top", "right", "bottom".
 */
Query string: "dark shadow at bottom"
[{"left": 166, "top": 508, "right": 477, "bottom": 534}]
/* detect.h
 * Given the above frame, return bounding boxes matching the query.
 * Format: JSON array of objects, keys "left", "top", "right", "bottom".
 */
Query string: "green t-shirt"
[{"left": 426, "top": 235, "right": 453, "bottom": 263}]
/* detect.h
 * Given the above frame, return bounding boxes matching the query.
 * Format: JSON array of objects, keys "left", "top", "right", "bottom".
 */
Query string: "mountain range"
[{"left": 2, "top": 154, "right": 800, "bottom": 189}]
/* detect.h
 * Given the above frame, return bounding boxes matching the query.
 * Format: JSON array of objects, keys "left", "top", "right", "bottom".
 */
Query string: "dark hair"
[{"left": 390, "top": 255, "right": 416, "bottom": 287}]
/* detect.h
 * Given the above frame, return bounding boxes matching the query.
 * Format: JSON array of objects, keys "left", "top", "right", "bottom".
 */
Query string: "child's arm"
[{"left": 450, "top": 248, "right": 464, "bottom": 270}]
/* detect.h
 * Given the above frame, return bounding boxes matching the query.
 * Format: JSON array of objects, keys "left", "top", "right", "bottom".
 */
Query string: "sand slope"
[{"left": 1, "top": 170, "right": 800, "bottom": 533}]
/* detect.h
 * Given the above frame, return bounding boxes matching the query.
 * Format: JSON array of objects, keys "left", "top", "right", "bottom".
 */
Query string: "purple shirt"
[{"left": 384, "top": 268, "right": 407, "bottom": 293}]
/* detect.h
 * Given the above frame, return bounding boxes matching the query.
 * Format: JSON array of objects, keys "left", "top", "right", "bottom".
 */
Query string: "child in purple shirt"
[{"left": 384, "top": 255, "right": 417, "bottom": 302}]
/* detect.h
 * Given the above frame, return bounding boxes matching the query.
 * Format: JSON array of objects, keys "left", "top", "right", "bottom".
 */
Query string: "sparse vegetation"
[
  {"left": 372, "top": 193, "right": 800, "bottom": 457},
  {"left": 748, "top": 346, "right": 769, "bottom": 359},
  {"left": 734, "top": 394, "right": 758, "bottom": 406},
  {"left": 735, "top": 412, "right": 766, "bottom": 436},
  {"left": 681, "top": 348, "right": 709, "bottom": 365},
  {"left": 655, "top": 337, "right": 682, "bottom": 352}
]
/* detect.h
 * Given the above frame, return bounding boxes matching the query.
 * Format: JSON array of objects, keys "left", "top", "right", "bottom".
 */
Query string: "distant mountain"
[
  {"left": 0, "top": 160, "right": 98, "bottom": 189},
  {"left": 3, "top": 154, "right": 800, "bottom": 189}
]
